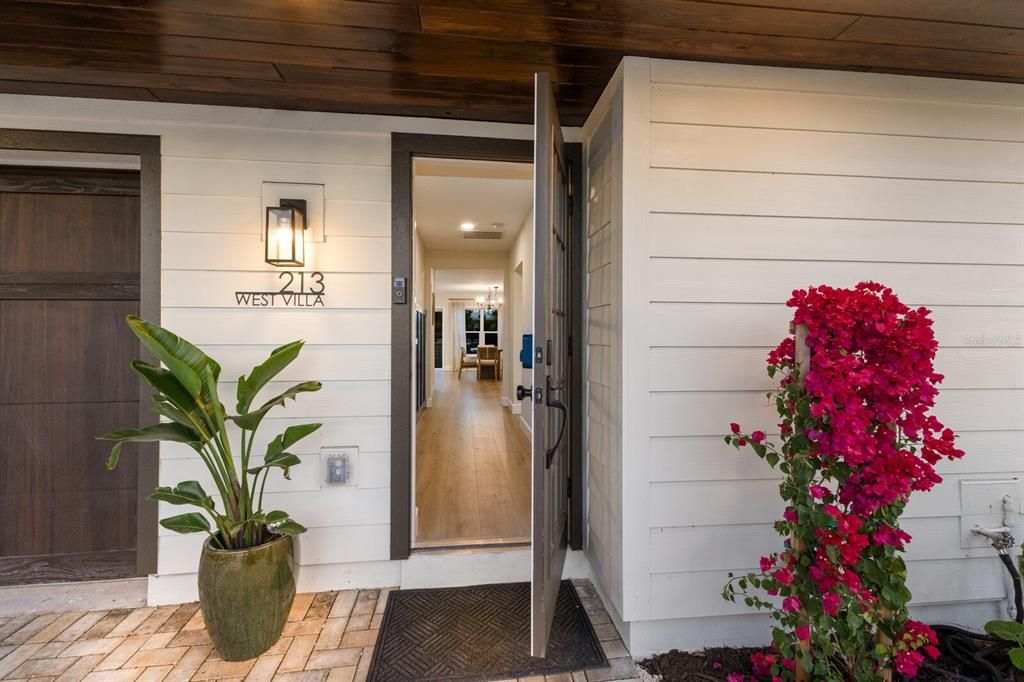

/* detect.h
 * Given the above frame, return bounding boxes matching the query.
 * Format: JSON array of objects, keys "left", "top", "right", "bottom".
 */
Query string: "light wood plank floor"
[{"left": 414, "top": 369, "right": 530, "bottom": 547}]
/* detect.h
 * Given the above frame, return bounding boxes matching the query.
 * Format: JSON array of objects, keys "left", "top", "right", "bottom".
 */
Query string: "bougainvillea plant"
[{"left": 722, "top": 282, "right": 964, "bottom": 681}]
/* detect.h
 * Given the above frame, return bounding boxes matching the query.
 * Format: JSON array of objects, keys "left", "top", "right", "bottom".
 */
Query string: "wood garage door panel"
[
  {"left": 0, "top": 402, "right": 139, "bottom": 496},
  {"left": 0, "top": 299, "right": 139, "bottom": 404},
  {"left": 0, "top": 490, "right": 136, "bottom": 557},
  {"left": 0, "top": 192, "right": 141, "bottom": 274},
  {"left": 0, "top": 167, "right": 141, "bottom": 583}
]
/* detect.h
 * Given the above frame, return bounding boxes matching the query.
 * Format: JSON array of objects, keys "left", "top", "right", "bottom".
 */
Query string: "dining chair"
[
  {"left": 477, "top": 345, "right": 499, "bottom": 381},
  {"left": 458, "top": 345, "right": 477, "bottom": 379}
]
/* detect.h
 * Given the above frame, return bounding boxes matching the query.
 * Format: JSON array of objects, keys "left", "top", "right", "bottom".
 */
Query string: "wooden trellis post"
[
  {"left": 795, "top": 322, "right": 893, "bottom": 681},
  {"left": 792, "top": 323, "right": 812, "bottom": 682}
]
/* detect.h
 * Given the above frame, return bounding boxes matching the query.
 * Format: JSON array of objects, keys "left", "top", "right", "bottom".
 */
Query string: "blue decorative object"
[{"left": 520, "top": 334, "right": 533, "bottom": 369}]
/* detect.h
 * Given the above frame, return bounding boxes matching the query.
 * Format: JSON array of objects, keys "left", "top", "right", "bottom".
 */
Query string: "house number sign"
[{"left": 235, "top": 271, "right": 326, "bottom": 308}]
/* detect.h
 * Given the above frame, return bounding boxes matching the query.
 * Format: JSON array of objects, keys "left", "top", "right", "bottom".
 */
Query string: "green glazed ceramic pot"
[{"left": 197, "top": 534, "right": 296, "bottom": 661}]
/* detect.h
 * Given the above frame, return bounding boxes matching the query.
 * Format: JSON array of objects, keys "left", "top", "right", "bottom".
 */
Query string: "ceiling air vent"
[
  {"left": 463, "top": 230, "right": 504, "bottom": 240},
  {"left": 462, "top": 222, "right": 504, "bottom": 240}
]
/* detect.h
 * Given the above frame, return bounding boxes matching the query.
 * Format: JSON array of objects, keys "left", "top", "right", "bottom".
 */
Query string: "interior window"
[{"left": 464, "top": 307, "right": 498, "bottom": 353}]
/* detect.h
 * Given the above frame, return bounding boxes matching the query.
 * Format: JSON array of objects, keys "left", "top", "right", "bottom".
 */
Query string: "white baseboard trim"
[
  {"left": 1, "top": 578, "right": 146, "bottom": 616},
  {"left": 510, "top": 401, "right": 522, "bottom": 415},
  {"left": 500, "top": 396, "right": 512, "bottom": 407},
  {"left": 148, "top": 559, "right": 403, "bottom": 605},
  {"left": 519, "top": 415, "right": 532, "bottom": 437}
]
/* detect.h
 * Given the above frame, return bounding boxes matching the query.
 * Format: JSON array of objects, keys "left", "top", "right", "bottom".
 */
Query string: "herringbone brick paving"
[{"left": 0, "top": 580, "right": 638, "bottom": 682}]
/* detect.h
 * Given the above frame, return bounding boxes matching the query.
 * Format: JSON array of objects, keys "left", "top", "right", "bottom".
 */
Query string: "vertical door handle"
[{"left": 544, "top": 376, "right": 567, "bottom": 468}]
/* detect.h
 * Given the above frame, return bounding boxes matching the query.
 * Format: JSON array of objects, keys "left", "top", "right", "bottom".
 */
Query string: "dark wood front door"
[
  {"left": 531, "top": 72, "right": 572, "bottom": 657},
  {"left": 0, "top": 165, "right": 141, "bottom": 585}
]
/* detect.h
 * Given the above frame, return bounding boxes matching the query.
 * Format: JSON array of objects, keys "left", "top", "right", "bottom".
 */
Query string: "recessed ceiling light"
[{"left": 460, "top": 222, "right": 475, "bottom": 231}]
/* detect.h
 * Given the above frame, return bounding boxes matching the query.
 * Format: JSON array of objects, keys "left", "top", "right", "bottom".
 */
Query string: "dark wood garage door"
[{"left": 0, "top": 165, "right": 141, "bottom": 585}]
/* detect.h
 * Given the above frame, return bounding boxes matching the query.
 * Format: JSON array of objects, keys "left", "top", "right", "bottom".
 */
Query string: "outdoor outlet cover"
[
  {"left": 322, "top": 446, "right": 358, "bottom": 486},
  {"left": 959, "top": 478, "right": 1021, "bottom": 550}
]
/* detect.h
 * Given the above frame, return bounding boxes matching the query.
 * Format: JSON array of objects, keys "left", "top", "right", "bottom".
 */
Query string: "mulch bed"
[
  {"left": 638, "top": 646, "right": 1015, "bottom": 681},
  {"left": 639, "top": 648, "right": 761, "bottom": 681}
]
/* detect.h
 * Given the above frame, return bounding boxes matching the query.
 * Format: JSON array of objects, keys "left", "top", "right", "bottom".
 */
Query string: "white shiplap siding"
[
  {"left": 616, "top": 57, "right": 1024, "bottom": 655},
  {"left": 582, "top": 66, "right": 626, "bottom": 623},
  {"left": 0, "top": 94, "right": 533, "bottom": 603}
]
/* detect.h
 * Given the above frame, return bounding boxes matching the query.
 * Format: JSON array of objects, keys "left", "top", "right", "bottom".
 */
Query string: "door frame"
[
  {"left": 0, "top": 128, "right": 162, "bottom": 578},
  {"left": 390, "top": 132, "right": 584, "bottom": 560}
]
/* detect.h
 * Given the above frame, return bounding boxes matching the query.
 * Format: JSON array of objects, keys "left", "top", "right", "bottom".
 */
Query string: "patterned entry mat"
[{"left": 367, "top": 581, "right": 608, "bottom": 681}]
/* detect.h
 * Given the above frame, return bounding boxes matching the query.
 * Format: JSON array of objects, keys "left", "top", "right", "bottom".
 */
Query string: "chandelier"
[{"left": 476, "top": 286, "right": 503, "bottom": 311}]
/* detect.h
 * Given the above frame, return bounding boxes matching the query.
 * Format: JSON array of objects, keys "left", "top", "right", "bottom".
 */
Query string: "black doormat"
[{"left": 367, "top": 581, "right": 608, "bottom": 681}]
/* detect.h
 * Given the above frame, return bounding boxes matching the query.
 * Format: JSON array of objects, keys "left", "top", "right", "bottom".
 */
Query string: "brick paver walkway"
[{"left": 0, "top": 580, "right": 640, "bottom": 681}]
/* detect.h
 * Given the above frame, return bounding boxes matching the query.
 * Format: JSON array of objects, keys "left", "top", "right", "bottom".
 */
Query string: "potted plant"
[{"left": 99, "top": 316, "right": 322, "bottom": 661}]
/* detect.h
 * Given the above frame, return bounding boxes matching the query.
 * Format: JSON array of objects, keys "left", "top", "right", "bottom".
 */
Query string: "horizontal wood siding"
[
  {"left": 583, "top": 71, "right": 625, "bottom": 618},
  {"left": 0, "top": 93, "right": 532, "bottom": 602},
  {"left": 627, "top": 58, "right": 1024, "bottom": 642}
]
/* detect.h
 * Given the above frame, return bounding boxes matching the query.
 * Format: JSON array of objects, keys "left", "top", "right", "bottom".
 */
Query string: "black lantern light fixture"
[{"left": 265, "top": 198, "right": 307, "bottom": 267}]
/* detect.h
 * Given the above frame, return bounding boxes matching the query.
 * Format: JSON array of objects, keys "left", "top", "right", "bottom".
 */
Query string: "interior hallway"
[{"left": 415, "top": 370, "right": 530, "bottom": 547}]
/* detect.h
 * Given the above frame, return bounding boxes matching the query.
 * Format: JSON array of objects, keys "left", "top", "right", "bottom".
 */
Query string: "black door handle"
[
  {"left": 516, "top": 385, "right": 532, "bottom": 401},
  {"left": 544, "top": 375, "right": 567, "bottom": 469}
]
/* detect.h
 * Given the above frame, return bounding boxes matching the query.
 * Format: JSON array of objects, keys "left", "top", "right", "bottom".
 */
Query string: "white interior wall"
[
  {"left": 611, "top": 57, "right": 1024, "bottom": 655},
  {"left": 505, "top": 207, "right": 535, "bottom": 425},
  {"left": 0, "top": 94, "right": 541, "bottom": 604}
]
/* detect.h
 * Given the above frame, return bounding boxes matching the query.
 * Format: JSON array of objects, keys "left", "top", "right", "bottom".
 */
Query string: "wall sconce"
[{"left": 265, "top": 199, "right": 307, "bottom": 267}]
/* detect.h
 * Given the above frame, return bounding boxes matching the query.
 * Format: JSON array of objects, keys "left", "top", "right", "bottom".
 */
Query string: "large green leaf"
[
  {"left": 236, "top": 341, "right": 305, "bottom": 414},
  {"left": 126, "top": 315, "right": 220, "bottom": 397},
  {"left": 231, "top": 381, "right": 322, "bottom": 431},
  {"left": 151, "top": 396, "right": 206, "bottom": 438},
  {"left": 266, "top": 423, "right": 322, "bottom": 458},
  {"left": 159, "top": 512, "right": 211, "bottom": 534},
  {"left": 264, "top": 510, "right": 306, "bottom": 536},
  {"left": 98, "top": 422, "right": 201, "bottom": 469},
  {"left": 132, "top": 361, "right": 201, "bottom": 422},
  {"left": 201, "top": 364, "right": 228, "bottom": 439},
  {"left": 985, "top": 620, "right": 1024, "bottom": 644},
  {"left": 149, "top": 481, "right": 214, "bottom": 509},
  {"left": 247, "top": 451, "right": 302, "bottom": 479},
  {"left": 1009, "top": 647, "right": 1024, "bottom": 670}
]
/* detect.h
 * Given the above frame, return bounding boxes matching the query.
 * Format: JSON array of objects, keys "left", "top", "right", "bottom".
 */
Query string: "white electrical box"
[
  {"left": 322, "top": 446, "right": 358, "bottom": 486},
  {"left": 959, "top": 478, "right": 1020, "bottom": 549}
]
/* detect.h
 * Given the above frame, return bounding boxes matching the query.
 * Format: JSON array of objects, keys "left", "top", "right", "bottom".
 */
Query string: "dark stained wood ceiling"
[{"left": 0, "top": 0, "right": 1021, "bottom": 126}]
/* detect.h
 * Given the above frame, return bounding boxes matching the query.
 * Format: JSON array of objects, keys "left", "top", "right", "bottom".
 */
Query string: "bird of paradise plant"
[{"left": 99, "top": 316, "right": 322, "bottom": 550}]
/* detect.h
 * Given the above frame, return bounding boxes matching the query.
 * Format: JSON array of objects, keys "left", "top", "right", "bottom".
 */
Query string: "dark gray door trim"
[
  {"left": 390, "top": 132, "right": 586, "bottom": 560},
  {"left": 565, "top": 142, "right": 584, "bottom": 552},
  {"left": 0, "top": 128, "right": 162, "bottom": 577}
]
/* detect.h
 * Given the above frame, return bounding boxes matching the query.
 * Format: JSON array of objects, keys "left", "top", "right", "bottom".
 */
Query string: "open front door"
[{"left": 529, "top": 72, "right": 572, "bottom": 657}]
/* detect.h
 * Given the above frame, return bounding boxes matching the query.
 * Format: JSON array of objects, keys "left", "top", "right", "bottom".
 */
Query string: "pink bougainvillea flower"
[
  {"left": 773, "top": 567, "right": 793, "bottom": 586},
  {"left": 895, "top": 650, "right": 925, "bottom": 677},
  {"left": 724, "top": 282, "right": 963, "bottom": 678},
  {"left": 726, "top": 674, "right": 745, "bottom": 682},
  {"left": 873, "top": 523, "right": 912, "bottom": 548},
  {"left": 821, "top": 592, "right": 840, "bottom": 616},
  {"left": 730, "top": 422, "right": 741, "bottom": 434}
]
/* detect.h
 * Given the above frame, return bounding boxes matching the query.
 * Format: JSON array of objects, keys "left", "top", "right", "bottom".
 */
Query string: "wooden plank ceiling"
[{"left": 0, "top": 0, "right": 1020, "bottom": 125}]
